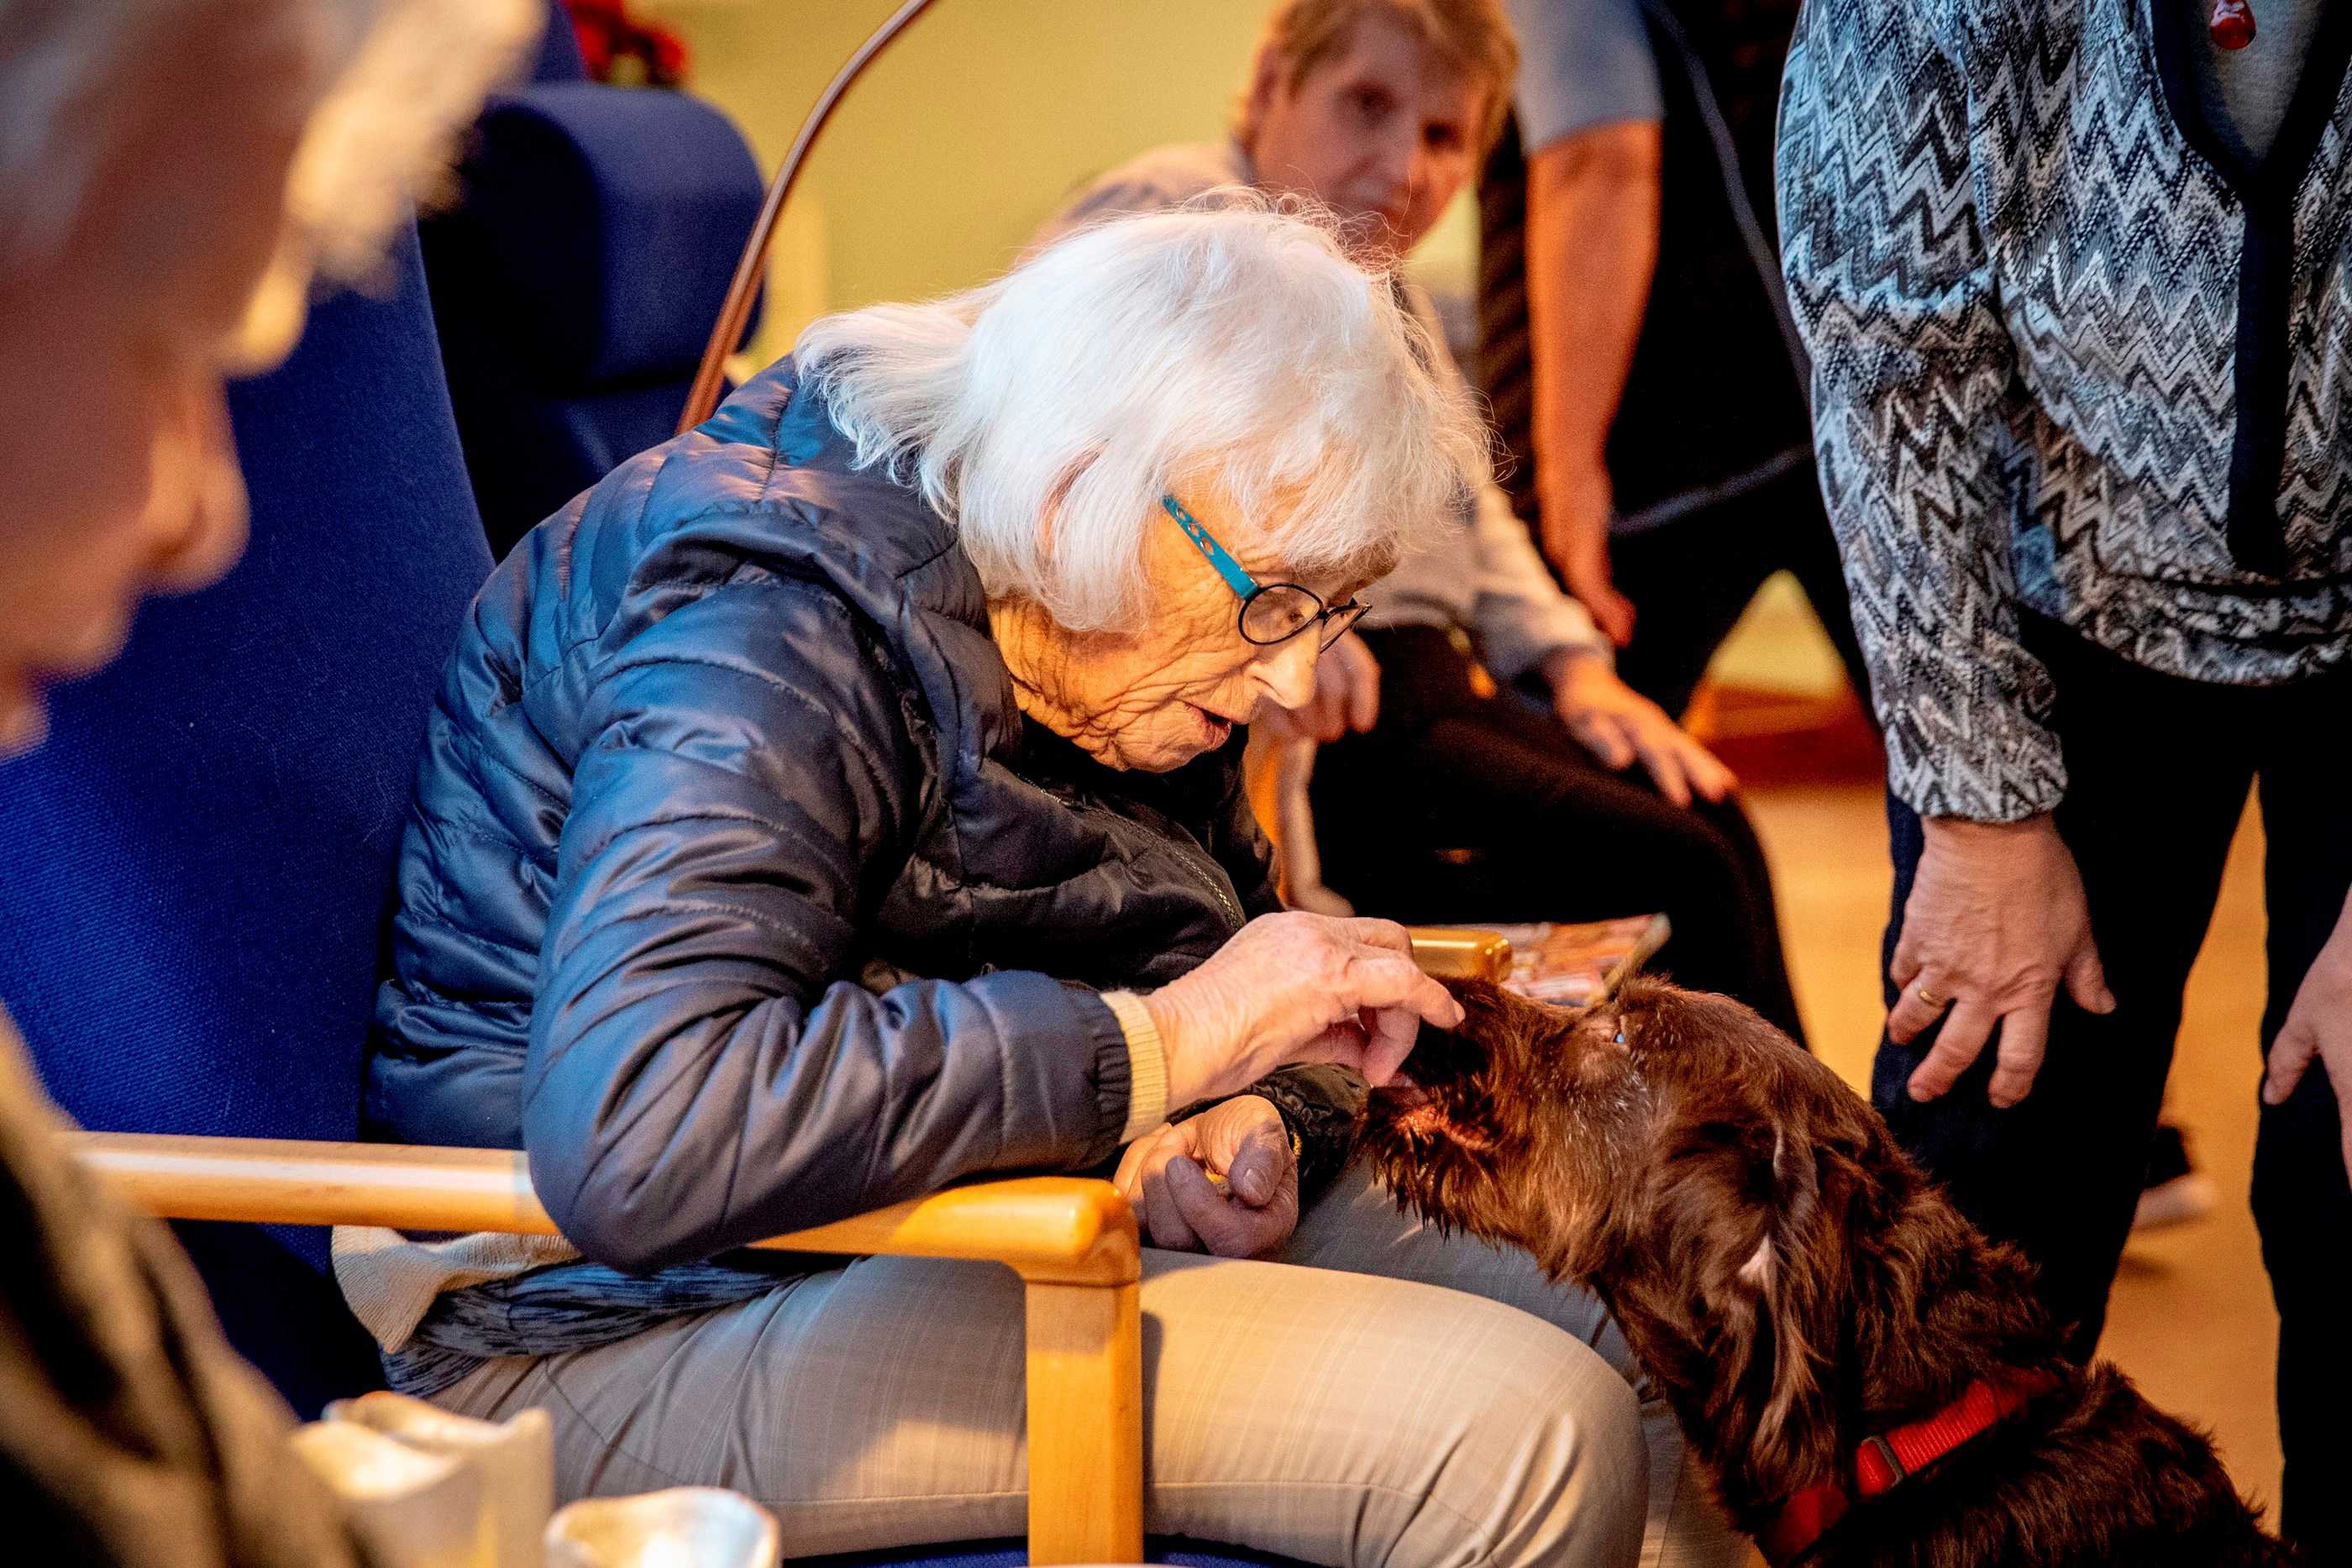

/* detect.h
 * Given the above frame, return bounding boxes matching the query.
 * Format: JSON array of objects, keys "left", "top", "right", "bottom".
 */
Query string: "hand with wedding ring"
[{"left": 1887, "top": 814, "right": 2118, "bottom": 1107}]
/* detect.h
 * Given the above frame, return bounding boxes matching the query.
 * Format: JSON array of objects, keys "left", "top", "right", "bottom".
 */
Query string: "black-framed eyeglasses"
[{"left": 1160, "top": 496, "right": 1370, "bottom": 651}]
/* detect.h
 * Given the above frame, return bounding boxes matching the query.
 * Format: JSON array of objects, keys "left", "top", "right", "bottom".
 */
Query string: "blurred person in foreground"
[
  {"left": 0, "top": 0, "right": 531, "bottom": 1559},
  {"left": 1779, "top": 0, "right": 2352, "bottom": 1551},
  {"left": 1038, "top": 0, "right": 1804, "bottom": 1046}
]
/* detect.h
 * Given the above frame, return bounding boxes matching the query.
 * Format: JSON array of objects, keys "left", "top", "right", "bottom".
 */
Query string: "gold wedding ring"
[{"left": 1915, "top": 984, "right": 1950, "bottom": 1009}]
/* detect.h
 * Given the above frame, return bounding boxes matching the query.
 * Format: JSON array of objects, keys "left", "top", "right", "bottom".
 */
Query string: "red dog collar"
[{"left": 1759, "top": 1367, "right": 2066, "bottom": 1565}]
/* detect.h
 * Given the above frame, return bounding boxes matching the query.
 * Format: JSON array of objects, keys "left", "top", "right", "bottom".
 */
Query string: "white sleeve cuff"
[{"left": 1101, "top": 990, "right": 1170, "bottom": 1141}]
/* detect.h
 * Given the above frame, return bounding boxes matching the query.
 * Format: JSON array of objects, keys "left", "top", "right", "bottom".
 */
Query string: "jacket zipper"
[{"left": 1069, "top": 795, "right": 1244, "bottom": 936}]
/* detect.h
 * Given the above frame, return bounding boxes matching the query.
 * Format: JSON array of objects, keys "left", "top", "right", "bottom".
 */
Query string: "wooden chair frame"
[{"left": 73, "top": 930, "right": 1507, "bottom": 1565}]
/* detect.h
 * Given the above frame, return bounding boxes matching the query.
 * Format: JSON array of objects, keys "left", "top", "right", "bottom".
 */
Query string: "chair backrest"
[
  {"left": 532, "top": 0, "right": 590, "bottom": 82},
  {"left": 421, "top": 76, "right": 763, "bottom": 555},
  {"left": 0, "top": 220, "right": 493, "bottom": 1410}
]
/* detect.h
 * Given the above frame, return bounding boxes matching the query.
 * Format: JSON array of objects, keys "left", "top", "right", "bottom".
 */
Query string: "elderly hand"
[
  {"left": 1544, "top": 648, "right": 1734, "bottom": 808},
  {"left": 1888, "top": 814, "right": 2117, "bottom": 1106},
  {"left": 1114, "top": 1096, "right": 1299, "bottom": 1256},
  {"left": 1143, "top": 910, "right": 1463, "bottom": 1107},
  {"left": 1257, "top": 631, "right": 1380, "bottom": 744},
  {"left": 2262, "top": 889, "right": 2352, "bottom": 1188},
  {"left": 1539, "top": 463, "right": 1635, "bottom": 647}
]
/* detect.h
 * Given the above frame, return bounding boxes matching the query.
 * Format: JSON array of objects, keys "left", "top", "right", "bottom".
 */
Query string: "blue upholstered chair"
[
  {"left": 0, "top": 212, "right": 1373, "bottom": 1565},
  {"left": 419, "top": 45, "right": 763, "bottom": 556},
  {"left": 0, "top": 223, "right": 488, "bottom": 1418},
  {"left": 531, "top": 0, "right": 590, "bottom": 82}
]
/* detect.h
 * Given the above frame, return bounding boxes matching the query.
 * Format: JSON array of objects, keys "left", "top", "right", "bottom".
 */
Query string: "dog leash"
[{"left": 1758, "top": 1366, "right": 2067, "bottom": 1565}]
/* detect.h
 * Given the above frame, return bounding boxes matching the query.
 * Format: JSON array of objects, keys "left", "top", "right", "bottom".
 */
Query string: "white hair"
[
  {"left": 0, "top": 0, "right": 534, "bottom": 351},
  {"left": 795, "top": 198, "right": 1493, "bottom": 631}
]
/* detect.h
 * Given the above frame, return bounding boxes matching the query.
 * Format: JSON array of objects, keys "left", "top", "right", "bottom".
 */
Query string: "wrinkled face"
[
  {"left": 1363, "top": 977, "right": 1848, "bottom": 1288},
  {"left": 1247, "top": 10, "right": 1488, "bottom": 262},
  {"left": 0, "top": 18, "right": 318, "bottom": 753},
  {"left": 994, "top": 485, "right": 1368, "bottom": 772}
]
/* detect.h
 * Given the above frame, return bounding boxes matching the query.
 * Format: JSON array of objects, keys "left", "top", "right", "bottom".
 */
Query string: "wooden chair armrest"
[
  {"left": 67, "top": 1133, "right": 1136, "bottom": 1286},
  {"left": 73, "top": 1131, "right": 1144, "bottom": 1563},
  {"left": 1408, "top": 926, "right": 1514, "bottom": 983}
]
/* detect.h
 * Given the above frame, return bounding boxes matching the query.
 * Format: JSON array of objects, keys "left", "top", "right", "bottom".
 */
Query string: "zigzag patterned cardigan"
[{"left": 1779, "top": 0, "right": 2352, "bottom": 821}]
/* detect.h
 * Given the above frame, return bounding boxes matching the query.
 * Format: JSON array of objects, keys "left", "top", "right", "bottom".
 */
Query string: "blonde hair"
[
  {"left": 1235, "top": 0, "right": 1520, "bottom": 153},
  {"left": 797, "top": 199, "right": 1492, "bottom": 632}
]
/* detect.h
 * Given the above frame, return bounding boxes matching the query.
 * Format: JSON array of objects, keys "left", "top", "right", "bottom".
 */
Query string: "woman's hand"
[
  {"left": 1544, "top": 648, "right": 1735, "bottom": 808},
  {"left": 1256, "top": 631, "right": 1380, "bottom": 744},
  {"left": 1889, "top": 814, "right": 2116, "bottom": 1106},
  {"left": 1143, "top": 911, "right": 1464, "bottom": 1107},
  {"left": 1114, "top": 1096, "right": 1298, "bottom": 1256},
  {"left": 2263, "top": 889, "right": 2352, "bottom": 1188}
]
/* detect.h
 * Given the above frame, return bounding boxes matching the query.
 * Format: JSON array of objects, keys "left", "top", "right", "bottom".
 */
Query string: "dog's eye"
[{"left": 1613, "top": 1028, "right": 1625, "bottom": 1045}]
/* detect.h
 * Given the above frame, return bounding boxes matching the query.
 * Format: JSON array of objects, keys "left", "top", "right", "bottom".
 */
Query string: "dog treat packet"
[{"left": 1462, "top": 915, "right": 1670, "bottom": 1004}]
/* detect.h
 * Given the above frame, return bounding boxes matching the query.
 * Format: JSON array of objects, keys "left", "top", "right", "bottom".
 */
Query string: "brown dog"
[{"left": 1359, "top": 977, "right": 2299, "bottom": 1567}]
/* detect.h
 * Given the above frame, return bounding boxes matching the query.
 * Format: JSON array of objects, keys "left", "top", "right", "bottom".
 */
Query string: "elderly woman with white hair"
[
  {"left": 343, "top": 204, "right": 1691, "bottom": 1566},
  {"left": 0, "top": 0, "right": 530, "bottom": 1560}
]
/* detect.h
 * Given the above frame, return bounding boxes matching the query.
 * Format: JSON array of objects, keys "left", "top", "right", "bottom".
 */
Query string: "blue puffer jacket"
[{"left": 365, "top": 359, "right": 1341, "bottom": 1273}]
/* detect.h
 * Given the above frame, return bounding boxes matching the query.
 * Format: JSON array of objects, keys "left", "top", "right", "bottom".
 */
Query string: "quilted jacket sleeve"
[
  {"left": 1778, "top": 0, "right": 2064, "bottom": 821},
  {"left": 522, "top": 577, "right": 1137, "bottom": 1272}
]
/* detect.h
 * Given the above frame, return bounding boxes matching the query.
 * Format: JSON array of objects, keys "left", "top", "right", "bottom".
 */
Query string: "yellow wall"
[{"left": 643, "top": 0, "right": 1478, "bottom": 366}]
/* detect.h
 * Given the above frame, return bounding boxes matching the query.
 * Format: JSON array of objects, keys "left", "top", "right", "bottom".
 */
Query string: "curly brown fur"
[{"left": 1359, "top": 977, "right": 2299, "bottom": 1567}]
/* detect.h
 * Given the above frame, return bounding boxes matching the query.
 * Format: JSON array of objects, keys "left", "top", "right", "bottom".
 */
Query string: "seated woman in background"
[
  {"left": 1038, "top": 0, "right": 1803, "bottom": 1043},
  {"left": 344, "top": 205, "right": 1743, "bottom": 1566}
]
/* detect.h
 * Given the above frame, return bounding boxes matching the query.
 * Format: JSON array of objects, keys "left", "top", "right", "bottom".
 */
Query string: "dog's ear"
[
  {"left": 1713, "top": 1125, "right": 1838, "bottom": 1485},
  {"left": 1696, "top": 1133, "right": 1807, "bottom": 1314},
  {"left": 1734, "top": 1131, "right": 1819, "bottom": 1291}
]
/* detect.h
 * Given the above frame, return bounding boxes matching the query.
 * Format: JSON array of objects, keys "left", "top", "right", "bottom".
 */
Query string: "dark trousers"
[
  {"left": 1610, "top": 466, "right": 1872, "bottom": 721},
  {"left": 1310, "top": 626, "right": 1805, "bottom": 1043},
  {"left": 1873, "top": 614, "right": 2351, "bottom": 1554}
]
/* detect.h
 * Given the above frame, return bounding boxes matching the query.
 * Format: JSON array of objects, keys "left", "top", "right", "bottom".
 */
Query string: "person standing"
[
  {"left": 1778, "top": 0, "right": 2352, "bottom": 1552},
  {"left": 1475, "top": 0, "right": 1867, "bottom": 721}
]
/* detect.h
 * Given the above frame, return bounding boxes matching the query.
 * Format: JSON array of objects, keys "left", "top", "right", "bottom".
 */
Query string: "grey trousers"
[{"left": 436, "top": 1162, "right": 1746, "bottom": 1568}]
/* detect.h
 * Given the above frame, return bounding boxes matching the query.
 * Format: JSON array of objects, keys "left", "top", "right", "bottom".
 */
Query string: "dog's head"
[
  {"left": 1363, "top": 975, "right": 2045, "bottom": 1496},
  {"left": 1362, "top": 975, "right": 1857, "bottom": 1291},
  {"left": 1359, "top": 974, "right": 1651, "bottom": 1278}
]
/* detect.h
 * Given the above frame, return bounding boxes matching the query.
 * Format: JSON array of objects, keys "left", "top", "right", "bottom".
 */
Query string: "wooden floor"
[{"left": 1725, "top": 577, "right": 2283, "bottom": 1513}]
